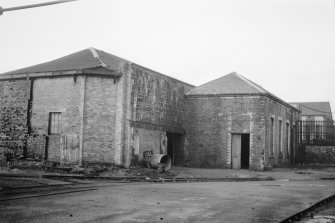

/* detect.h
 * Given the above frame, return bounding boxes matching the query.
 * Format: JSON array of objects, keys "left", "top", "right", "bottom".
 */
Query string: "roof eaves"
[
  {"left": 264, "top": 93, "right": 301, "bottom": 113},
  {"left": 0, "top": 66, "right": 122, "bottom": 81},
  {"left": 185, "top": 92, "right": 301, "bottom": 113},
  {"left": 82, "top": 66, "right": 122, "bottom": 77},
  {"left": 185, "top": 93, "right": 264, "bottom": 98},
  {"left": 0, "top": 69, "right": 82, "bottom": 80}
]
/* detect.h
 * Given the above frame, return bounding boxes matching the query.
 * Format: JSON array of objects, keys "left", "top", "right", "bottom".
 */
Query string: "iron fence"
[{"left": 296, "top": 120, "right": 335, "bottom": 146}]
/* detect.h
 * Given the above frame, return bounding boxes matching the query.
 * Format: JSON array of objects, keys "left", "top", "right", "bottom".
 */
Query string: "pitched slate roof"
[
  {"left": 0, "top": 48, "right": 124, "bottom": 78},
  {"left": 187, "top": 72, "right": 298, "bottom": 111},
  {"left": 289, "top": 102, "right": 333, "bottom": 119},
  {"left": 188, "top": 72, "right": 270, "bottom": 95}
]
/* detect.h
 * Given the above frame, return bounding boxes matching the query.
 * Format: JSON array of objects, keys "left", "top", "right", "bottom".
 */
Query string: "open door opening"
[
  {"left": 166, "top": 132, "right": 183, "bottom": 166},
  {"left": 241, "top": 134, "right": 250, "bottom": 169},
  {"left": 231, "top": 133, "right": 250, "bottom": 169}
]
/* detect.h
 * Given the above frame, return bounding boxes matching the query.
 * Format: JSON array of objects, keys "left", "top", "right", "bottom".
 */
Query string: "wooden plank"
[{"left": 232, "top": 134, "right": 241, "bottom": 169}]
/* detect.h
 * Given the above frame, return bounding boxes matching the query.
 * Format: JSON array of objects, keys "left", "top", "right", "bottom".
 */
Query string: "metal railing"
[{"left": 296, "top": 120, "right": 335, "bottom": 146}]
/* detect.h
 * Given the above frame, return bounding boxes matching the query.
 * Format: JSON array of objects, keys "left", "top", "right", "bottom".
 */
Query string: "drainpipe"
[{"left": 79, "top": 75, "right": 86, "bottom": 166}]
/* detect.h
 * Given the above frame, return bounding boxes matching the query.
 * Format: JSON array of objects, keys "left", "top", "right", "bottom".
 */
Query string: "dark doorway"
[
  {"left": 166, "top": 132, "right": 183, "bottom": 165},
  {"left": 241, "top": 134, "right": 250, "bottom": 169},
  {"left": 231, "top": 133, "right": 250, "bottom": 169}
]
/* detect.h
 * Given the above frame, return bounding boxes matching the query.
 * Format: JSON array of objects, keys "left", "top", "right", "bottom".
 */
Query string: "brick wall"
[
  {"left": 30, "top": 74, "right": 125, "bottom": 165},
  {"left": 183, "top": 96, "right": 265, "bottom": 170},
  {"left": 31, "top": 76, "right": 84, "bottom": 161},
  {"left": 264, "top": 97, "right": 300, "bottom": 167},
  {"left": 305, "top": 146, "right": 335, "bottom": 164},
  {"left": 27, "top": 135, "right": 46, "bottom": 159},
  {"left": 0, "top": 80, "right": 31, "bottom": 156},
  {"left": 137, "top": 128, "right": 164, "bottom": 160},
  {"left": 183, "top": 95, "right": 300, "bottom": 170},
  {"left": 128, "top": 64, "right": 193, "bottom": 166},
  {"left": 82, "top": 76, "right": 117, "bottom": 163}
]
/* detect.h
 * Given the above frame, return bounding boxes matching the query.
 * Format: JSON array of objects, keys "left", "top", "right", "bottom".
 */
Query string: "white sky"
[{"left": 1, "top": 0, "right": 335, "bottom": 112}]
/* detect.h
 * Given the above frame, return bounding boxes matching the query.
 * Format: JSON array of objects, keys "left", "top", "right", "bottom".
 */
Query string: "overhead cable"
[{"left": 0, "top": 0, "right": 77, "bottom": 16}]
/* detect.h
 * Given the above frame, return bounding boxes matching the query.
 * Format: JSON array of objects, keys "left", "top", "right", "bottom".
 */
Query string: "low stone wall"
[
  {"left": 305, "top": 146, "right": 335, "bottom": 164},
  {"left": 27, "top": 135, "right": 46, "bottom": 160}
]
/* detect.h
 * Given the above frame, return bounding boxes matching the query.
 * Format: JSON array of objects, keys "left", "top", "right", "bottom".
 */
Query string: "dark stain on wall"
[
  {"left": 130, "top": 64, "right": 193, "bottom": 132},
  {"left": 0, "top": 80, "right": 31, "bottom": 156}
]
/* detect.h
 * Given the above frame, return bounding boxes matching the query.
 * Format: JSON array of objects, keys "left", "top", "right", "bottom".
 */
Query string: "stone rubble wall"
[
  {"left": 305, "top": 146, "right": 335, "bottom": 164},
  {"left": 0, "top": 80, "right": 31, "bottom": 159}
]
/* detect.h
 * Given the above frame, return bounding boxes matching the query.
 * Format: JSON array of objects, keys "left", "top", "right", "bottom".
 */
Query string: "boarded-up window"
[
  {"left": 49, "top": 112, "right": 61, "bottom": 135},
  {"left": 286, "top": 122, "right": 290, "bottom": 155},
  {"left": 270, "top": 117, "right": 274, "bottom": 156},
  {"left": 278, "top": 120, "right": 282, "bottom": 152}
]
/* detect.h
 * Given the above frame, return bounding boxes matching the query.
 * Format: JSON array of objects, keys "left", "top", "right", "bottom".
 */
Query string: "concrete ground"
[
  {"left": 1, "top": 165, "right": 335, "bottom": 222},
  {"left": 171, "top": 166, "right": 335, "bottom": 180},
  {"left": 1, "top": 164, "right": 335, "bottom": 182},
  {"left": 1, "top": 179, "right": 335, "bottom": 223}
]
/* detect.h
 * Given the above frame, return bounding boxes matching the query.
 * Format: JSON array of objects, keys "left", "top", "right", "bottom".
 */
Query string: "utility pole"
[{"left": 0, "top": 0, "right": 77, "bottom": 16}]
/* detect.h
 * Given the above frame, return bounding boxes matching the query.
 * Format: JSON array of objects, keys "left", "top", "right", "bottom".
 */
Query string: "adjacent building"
[
  {"left": 290, "top": 102, "right": 334, "bottom": 144},
  {"left": 183, "top": 73, "right": 300, "bottom": 170},
  {"left": 0, "top": 48, "right": 301, "bottom": 170}
]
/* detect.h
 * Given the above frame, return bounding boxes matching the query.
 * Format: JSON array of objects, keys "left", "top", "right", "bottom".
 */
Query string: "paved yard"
[{"left": 1, "top": 179, "right": 335, "bottom": 223}]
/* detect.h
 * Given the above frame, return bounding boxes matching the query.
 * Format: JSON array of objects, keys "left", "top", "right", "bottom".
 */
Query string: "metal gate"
[{"left": 295, "top": 120, "right": 335, "bottom": 163}]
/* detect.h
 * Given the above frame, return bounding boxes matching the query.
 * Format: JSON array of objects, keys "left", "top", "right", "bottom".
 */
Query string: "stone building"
[
  {"left": 0, "top": 48, "right": 193, "bottom": 167},
  {"left": 183, "top": 73, "right": 300, "bottom": 170},
  {"left": 0, "top": 48, "right": 300, "bottom": 170}
]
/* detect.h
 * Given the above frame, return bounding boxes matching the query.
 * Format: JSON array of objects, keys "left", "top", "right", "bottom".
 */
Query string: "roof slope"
[
  {"left": 0, "top": 48, "right": 124, "bottom": 77},
  {"left": 187, "top": 72, "right": 298, "bottom": 111},
  {"left": 188, "top": 72, "right": 269, "bottom": 95},
  {"left": 289, "top": 102, "right": 333, "bottom": 118}
]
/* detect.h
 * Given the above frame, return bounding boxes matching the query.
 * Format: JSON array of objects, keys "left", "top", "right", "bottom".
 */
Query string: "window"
[
  {"left": 278, "top": 119, "right": 282, "bottom": 152},
  {"left": 49, "top": 112, "right": 61, "bottom": 134},
  {"left": 270, "top": 117, "right": 274, "bottom": 156},
  {"left": 314, "top": 116, "right": 324, "bottom": 139},
  {"left": 301, "top": 116, "right": 307, "bottom": 141},
  {"left": 286, "top": 122, "right": 290, "bottom": 155}
]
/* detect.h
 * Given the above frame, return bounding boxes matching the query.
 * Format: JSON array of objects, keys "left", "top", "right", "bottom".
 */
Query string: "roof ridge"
[
  {"left": 234, "top": 73, "right": 266, "bottom": 93},
  {"left": 186, "top": 71, "right": 237, "bottom": 95}
]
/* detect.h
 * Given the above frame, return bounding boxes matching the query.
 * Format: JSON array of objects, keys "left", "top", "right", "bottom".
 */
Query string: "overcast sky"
[{"left": 1, "top": 0, "right": 335, "bottom": 112}]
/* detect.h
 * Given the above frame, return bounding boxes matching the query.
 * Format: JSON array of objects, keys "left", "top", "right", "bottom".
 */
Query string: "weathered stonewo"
[
  {"left": 0, "top": 49, "right": 301, "bottom": 170},
  {"left": 263, "top": 97, "right": 300, "bottom": 167},
  {"left": 305, "top": 146, "right": 335, "bottom": 164},
  {"left": 130, "top": 64, "right": 193, "bottom": 130},
  {"left": 0, "top": 80, "right": 31, "bottom": 156},
  {"left": 31, "top": 76, "right": 83, "bottom": 161},
  {"left": 183, "top": 95, "right": 300, "bottom": 170},
  {"left": 82, "top": 76, "right": 117, "bottom": 163},
  {"left": 27, "top": 135, "right": 46, "bottom": 159},
  {"left": 128, "top": 64, "right": 193, "bottom": 165},
  {"left": 29, "top": 74, "right": 125, "bottom": 164}
]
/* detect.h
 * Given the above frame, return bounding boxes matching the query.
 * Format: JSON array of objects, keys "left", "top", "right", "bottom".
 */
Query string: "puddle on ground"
[{"left": 181, "top": 197, "right": 207, "bottom": 201}]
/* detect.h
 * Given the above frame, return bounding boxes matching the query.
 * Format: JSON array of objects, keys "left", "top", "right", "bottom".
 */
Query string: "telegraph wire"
[{"left": 0, "top": 0, "right": 77, "bottom": 16}]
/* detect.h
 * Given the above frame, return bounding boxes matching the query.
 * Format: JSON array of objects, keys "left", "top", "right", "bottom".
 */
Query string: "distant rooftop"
[{"left": 289, "top": 102, "right": 333, "bottom": 120}]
